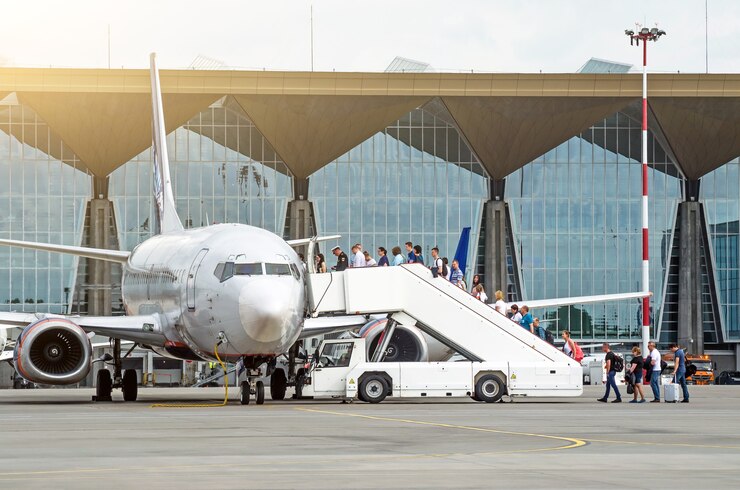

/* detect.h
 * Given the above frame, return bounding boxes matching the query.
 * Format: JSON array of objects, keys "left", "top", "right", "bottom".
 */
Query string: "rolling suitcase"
[{"left": 664, "top": 383, "right": 680, "bottom": 403}]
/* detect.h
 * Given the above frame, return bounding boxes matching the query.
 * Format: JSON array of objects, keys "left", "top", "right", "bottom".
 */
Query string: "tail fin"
[{"left": 149, "top": 53, "right": 184, "bottom": 234}]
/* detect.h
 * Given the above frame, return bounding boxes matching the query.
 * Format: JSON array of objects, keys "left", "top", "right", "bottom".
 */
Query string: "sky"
[{"left": 0, "top": 0, "right": 738, "bottom": 73}]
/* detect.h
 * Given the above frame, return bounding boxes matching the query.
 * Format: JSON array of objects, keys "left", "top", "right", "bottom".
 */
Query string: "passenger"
[
  {"left": 647, "top": 341, "right": 662, "bottom": 402},
  {"left": 391, "top": 246, "right": 405, "bottom": 266},
  {"left": 351, "top": 245, "right": 366, "bottom": 268},
  {"left": 597, "top": 342, "right": 622, "bottom": 403},
  {"left": 443, "top": 257, "right": 451, "bottom": 280},
  {"left": 533, "top": 317, "right": 546, "bottom": 340},
  {"left": 494, "top": 290, "right": 507, "bottom": 315},
  {"left": 413, "top": 245, "right": 424, "bottom": 266},
  {"left": 474, "top": 284, "right": 488, "bottom": 303},
  {"left": 470, "top": 274, "right": 481, "bottom": 293},
  {"left": 561, "top": 330, "right": 577, "bottom": 358},
  {"left": 519, "top": 305, "right": 534, "bottom": 334},
  {"left": 670, "top": 343, "right": 690, "bottom": 403},
  {"left": 509, "top": 304, "right": 522, "bottom": 323},
  {"left": 298, "top": 253, "right": 307, "bottom": 271},
  {"left": 377, "top": 247, "right": 390, "bottom": 267},
  {"left": 430, "top": 247, "right": 444, "bottom": 278},
  {"left": 331, "top": 246, "right": 348, "bottom": 271},
  {"left": 405, "top": 242, "right": 417, "bottom": 263},
  {"left": 363, "top": 251, "right": 377, "bottom": 267},
  {"left": 449, "top": 259, "right": 464, "bottom": 288},
  {"left": 315, "top": 253, "right": 327, "bottom": 273},
  {"left": 628, "top": 346, "right": 646, "bottom": 403}
]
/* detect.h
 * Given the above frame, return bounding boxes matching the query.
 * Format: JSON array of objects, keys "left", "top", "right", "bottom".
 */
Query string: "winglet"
[{"left": 149, "top": 53, "right": 184, "bottom": 235}]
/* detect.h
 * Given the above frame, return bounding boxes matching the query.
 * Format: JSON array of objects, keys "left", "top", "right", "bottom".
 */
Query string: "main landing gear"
[{"left": 94, "top": 338, "right": 138, "bottom": 403}]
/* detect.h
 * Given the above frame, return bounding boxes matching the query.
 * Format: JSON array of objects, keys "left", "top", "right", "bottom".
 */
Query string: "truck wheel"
[
  {"left": 360, "top": 375, "right": 388, "bottom": 403},
  {"left": 475, "top": 375, "right": 504, "bottom": 403},
  {"left": 270, "top": 369, "right": 287, "bottom": 401}
]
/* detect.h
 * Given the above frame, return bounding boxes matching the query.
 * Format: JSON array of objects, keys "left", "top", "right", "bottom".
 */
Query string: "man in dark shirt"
[
  {"left": 597, "top": 342, "right": 622, "bottom": 403},
  {"left": 331, "top": 246, "right": 348, "bottom": 272},
  {"left": 670, "top": 344, "right": 690, "bottom": 403},
  {"left": 405, "top": 242, "right": 416, "bottom": 263}
]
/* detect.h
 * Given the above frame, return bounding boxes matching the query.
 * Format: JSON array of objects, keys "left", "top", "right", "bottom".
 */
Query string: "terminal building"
[{"left": 2, "top": 58, "right": 740, "bottom": 372}]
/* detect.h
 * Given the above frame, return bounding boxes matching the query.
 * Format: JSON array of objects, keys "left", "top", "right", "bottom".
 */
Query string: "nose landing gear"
[{"left": 239, "top": 379, "right": 265, "bottom": 405}]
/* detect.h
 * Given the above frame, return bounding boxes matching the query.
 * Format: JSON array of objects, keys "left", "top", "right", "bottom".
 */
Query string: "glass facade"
[
  {"left": 506, "top": 113, "right": 682, "bottom": 341},
  {"left": 0, "top": 97, "right": 90, "bottom": 314},
  {"left": 701, "top": 158, "right": 740, "bottom": 341},
  {"left": 2, "top": 88, "right": 740, "bottom": 349},
  {"left": 309, "top": 102, "right": 489, "bottom": 277},
  {"left": 109, "top": 99, "right": 293, "bottom": 251}
]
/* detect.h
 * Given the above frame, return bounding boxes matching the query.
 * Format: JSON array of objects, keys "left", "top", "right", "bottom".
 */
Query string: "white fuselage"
[{"left": 121, "top": 223, "right": 305, "bottom": 362}]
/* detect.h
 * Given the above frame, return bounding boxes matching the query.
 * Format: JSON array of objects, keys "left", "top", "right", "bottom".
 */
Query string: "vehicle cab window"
[{"left": 318, "top": 342, "right": 354, "bottom": 368}]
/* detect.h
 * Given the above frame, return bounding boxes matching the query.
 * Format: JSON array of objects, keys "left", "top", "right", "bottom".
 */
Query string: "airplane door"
[{"left": 187, "top": 248, "right": 209, "bottom": 310}]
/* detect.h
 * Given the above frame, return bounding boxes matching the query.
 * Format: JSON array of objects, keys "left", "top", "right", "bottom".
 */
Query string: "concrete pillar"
[
  {"left": 87, "top": 199, "right": 113, "bottom": 316},
  {"left": 677, "top": 201, "right": 704, "bottom": 354},
  {"left": 484, "top": 179, "right": 508, "bottom": 298},
  {"left": 286, "top": 178, "right": 316, "bottom": 257}
]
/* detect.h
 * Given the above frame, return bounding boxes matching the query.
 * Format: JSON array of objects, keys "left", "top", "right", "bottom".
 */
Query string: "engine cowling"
[
  {"left": 14, "top": 319, "right": 92, "bottom": 385},
  {"left": 360, "top": 318, "right": 430, "bottom": 362}
]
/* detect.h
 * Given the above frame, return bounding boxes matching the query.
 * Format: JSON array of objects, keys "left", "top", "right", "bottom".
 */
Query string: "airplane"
[{"left": 0, "top": 53, "right": 366, "bottom": 404}]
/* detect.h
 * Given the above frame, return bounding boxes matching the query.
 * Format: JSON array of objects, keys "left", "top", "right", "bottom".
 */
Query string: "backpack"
[
  {"left": 544, "top": 329, "right": 554, "bottom": 345},
  {"left": 572, "top": 341, "right": 585, "bottom": 363},
  {"left": 430, "top": 258, "right": 444, "bottom": 278},
  {"left": 612, "top": 354, "right": 624, "bottom": 372},
  {"left": 441, "top": 260, "right": 448, "bottom": 278}
]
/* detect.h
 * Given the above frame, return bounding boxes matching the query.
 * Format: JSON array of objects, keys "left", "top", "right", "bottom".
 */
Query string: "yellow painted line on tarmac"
[
  {"left": 296, "top": 407, "right": 587, "bottom": 452},
  {"left": 580, "top": 438, "right": 740, "bottom": 450}
]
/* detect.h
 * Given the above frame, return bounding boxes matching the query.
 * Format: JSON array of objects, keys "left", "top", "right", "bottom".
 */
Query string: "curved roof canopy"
[{"left": 2, "top": 69, "right": 740, "bottom": 179}]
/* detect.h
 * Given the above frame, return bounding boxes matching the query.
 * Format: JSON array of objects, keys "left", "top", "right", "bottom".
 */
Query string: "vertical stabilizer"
[{"left": 149, "top": 53, "right": 184, "bottom": 234}]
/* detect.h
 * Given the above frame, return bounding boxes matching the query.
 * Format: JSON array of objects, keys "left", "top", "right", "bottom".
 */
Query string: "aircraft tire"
[
  {"left": 122, "top": 369, "right": 138, "bottom": 402},
  {"left": 475, "top": 375, "right": 504, "bottom": 403},
  {"left": 270, "top": 369, "right": 287, "bottom": 401},
  {"left": 256, "top": 380, "right": 265, "bottom": 405},
  {"left": 96, "top": 369, "right": 113, "bottom": 402},
  {"left": 240, "top": 380, "right": 251, "bottom": 405},
  {"left": 359, "top": 375, "right": 388, "bottom": 404}
]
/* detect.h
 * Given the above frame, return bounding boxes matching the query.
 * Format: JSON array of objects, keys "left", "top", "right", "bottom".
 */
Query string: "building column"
[
  {"left": 484, "top": 179, "right": 507, "bottom": 297},
  {"left": 85, "top": 177, "right": 114, "bottom": 316},
  {"left": 285, "top": 178, "right": 316, "bottom": 256},
  {"left": 677, "top": 200, "right": 704, "bottom": 354}
]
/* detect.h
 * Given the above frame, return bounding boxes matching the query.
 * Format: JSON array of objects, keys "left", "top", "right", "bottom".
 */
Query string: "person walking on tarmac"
[
  {"left": 648, "top": 341, "right": 662, "bottom": 402},
  {"left": 628, "top": 346, "right": 646, "bottom": 403},
  {"left": 331, "top": 246, "right": 348, "bottom": 271},
  {"left": 670, "top": 344, "right": 690, "bottom": 403},
  {"left": 597, "top": 343, "right": 622, "bottom": 403}
]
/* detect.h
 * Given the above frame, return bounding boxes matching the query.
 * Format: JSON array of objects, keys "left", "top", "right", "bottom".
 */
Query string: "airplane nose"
[{"left": 238, "top": 281, "right": 294, "bottom": 343}]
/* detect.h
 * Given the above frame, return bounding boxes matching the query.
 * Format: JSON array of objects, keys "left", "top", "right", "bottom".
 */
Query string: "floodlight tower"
[{"left": 625, "top": 25, "right": 666, "bottom": 354}]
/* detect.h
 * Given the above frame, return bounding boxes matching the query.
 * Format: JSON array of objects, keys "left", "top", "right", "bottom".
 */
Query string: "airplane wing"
[
  {"left": 0, "top": 239, "right": 130, "bottom": 264},
  {"left": 512, "top": 291, "right": 651, "bottom": 310},
  {"left": 286, "top": 235, "right": 341, "bottom": 247},
  {"left": 299, "top": 315, "right": 368, "bottom": 339},
  {"left": 0, "top": 312, "right": 166, "bottom": 346}
]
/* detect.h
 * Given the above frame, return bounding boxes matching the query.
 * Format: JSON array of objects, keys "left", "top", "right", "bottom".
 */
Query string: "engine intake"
[
  {"left": 360, "top": 318, "right": 429, "bottom": 362},
  {"left": 14, "top": 319, "right": 92, "bottom": 385}
]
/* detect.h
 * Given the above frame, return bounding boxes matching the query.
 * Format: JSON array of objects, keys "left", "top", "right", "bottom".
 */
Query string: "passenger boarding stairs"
[{"left": 307, "top": 265, "right": 582, "bottom": 394}]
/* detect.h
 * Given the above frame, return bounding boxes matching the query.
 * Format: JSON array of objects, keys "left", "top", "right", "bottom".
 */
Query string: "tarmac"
[{"left": 0, "top": 385, "right": 739, "bottom": 489}]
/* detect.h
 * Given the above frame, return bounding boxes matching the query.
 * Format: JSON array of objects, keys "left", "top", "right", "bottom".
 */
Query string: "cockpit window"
[
  {"left": 264, "top": 263, "right": 292, "bottom": 276},
  {"left": 234, "top": 263, "right": 263, "bottom": 276},
  {"left": 214, "top": 262, "right": 235, "bottom": 282}
]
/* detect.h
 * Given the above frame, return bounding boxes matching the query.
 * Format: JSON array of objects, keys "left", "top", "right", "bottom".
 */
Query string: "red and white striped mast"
[{"left": 626, "top": 25, "right": 666, "bottom": 354}]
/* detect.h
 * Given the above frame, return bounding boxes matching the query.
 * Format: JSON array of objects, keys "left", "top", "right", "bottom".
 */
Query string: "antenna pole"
[{"left": 310, "top": 5, "right": 314, "bottom": 71}]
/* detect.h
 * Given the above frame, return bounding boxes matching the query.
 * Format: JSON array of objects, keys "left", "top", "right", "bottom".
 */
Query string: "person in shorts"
[{"left": 628, "top": 346, "right": 646, "bottom": 403}]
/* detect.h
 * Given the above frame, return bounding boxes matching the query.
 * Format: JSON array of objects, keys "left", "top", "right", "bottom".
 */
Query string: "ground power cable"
[{"left": 151, "top": 341, "right": 229, "bottom": 408}]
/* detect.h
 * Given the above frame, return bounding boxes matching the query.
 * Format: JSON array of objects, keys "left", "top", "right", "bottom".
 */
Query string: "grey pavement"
[{"left": 0, "top": 385, "right": 739, "bottom": 489}]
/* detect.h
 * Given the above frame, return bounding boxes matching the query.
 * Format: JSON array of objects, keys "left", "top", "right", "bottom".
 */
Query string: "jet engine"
[
  {"left": 13, "top": 319, "right": 92, "bottom": 385},
  {"left": 360, "top": 318, "right": 455, "bottom": 363}
]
